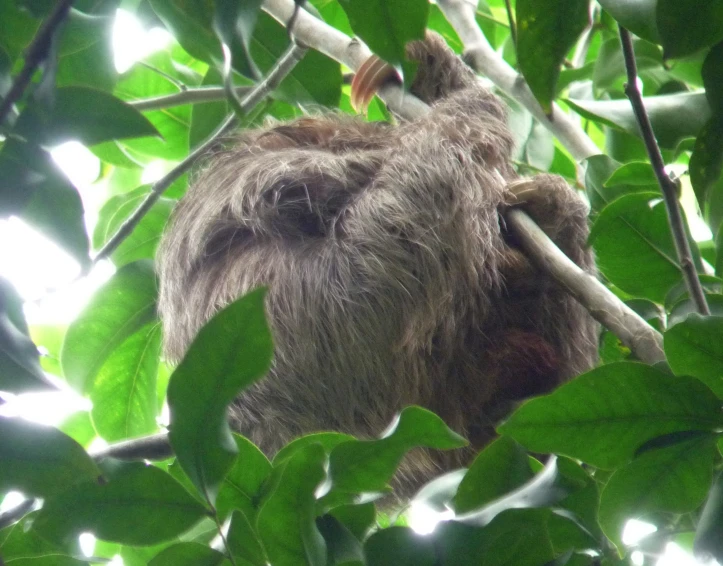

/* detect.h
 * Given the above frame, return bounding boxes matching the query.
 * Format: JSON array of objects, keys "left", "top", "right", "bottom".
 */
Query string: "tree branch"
[
  {"left": 94, "top": 42, "right": 307, "bottom": 262},
  {"left": 128, "top": 85, "right": 253, "bottom": 112},
  {"left": 436, "top": 0, "right": 600, "bottom": 161},
  {"left": 619, "top": 26, "right": 709, "bottom": 316},
  {"left": 262, "top": 0, "right": 663, "bottom": 365},
  {"left": 90, "top": 431, "right": 172, "bottom": 461},
  {"left": 0, "top": 0, "right": 74, "bottom": 126}
]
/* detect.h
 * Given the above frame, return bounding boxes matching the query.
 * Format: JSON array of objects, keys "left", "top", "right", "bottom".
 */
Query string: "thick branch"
[
  {"left": 619, "top": 26, "right": 709, "bottom": 316},
  {"left": 262, "top": 0, "right": 663, "bottom": 362},
  {"left": 0, "top": 0, "right": 74, "bottom": 126},
  {"left": 90, "top": 431, "right": 172, "bottom": 461},
  {"left": 94, "top": 43, "right": 306, "bottom": 262},
  {"left": 436, "top": 0, "right": 599, "bottom": 161}
]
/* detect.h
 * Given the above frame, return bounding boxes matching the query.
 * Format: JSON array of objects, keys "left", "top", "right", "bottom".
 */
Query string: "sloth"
[{"left": 157, "top": 33, "right": 598, "bottom": 493}]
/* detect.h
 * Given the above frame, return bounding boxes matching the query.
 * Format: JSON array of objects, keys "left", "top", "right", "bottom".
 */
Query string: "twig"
[
  {"left": 128, "top": 86, "right": 253, "bottom": 112},
  {"left": 94, "top": 42, "right": 307, "bottom": 262},
  {"left": 619, "top": 26, "right": 709, "bottom": 316},
  {"left": 90, "top": 431, "right": 172, "bottom": 461},
  {"left": 503, "top": 0, "right": 517, "bottom": 49},
  {"left": 507, "top": 209, "right": 665, "bottom": 363},
  {"left": 0, "top": 0, "right": 74, "bottom": 126},
  {"left": 262, "top": 0, "right": 662, "bottom": 362},
  {"left": 436, "top": 0, "right": 599, "bottom": 161}
]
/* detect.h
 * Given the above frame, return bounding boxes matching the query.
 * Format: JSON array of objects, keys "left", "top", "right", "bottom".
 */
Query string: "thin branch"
[
  {"left": 503, "top": 0, "right": 517, "bottom": 49},
  {"left": 90, "top": 431, "right": 172, "bottom": 461},
  {"left": 619, "top": 26, "right": 709, "bottom": 316},
  {"left": 262, "top": 0, "right": 663, "bottom": 362},
  {"left": 94, "top": 43, "right": 307, "bottom": 262},
  {"left": 0, "top": 0, "right": 74, "bottom": 126},
  {"left": 436, "top": 0, "right": 599, "bottom": 161},
  {"left": 128, "top": 86, "right": 253, "bottom": 112},
  {"left": 507, "top": 209, "right": 665, "bottom": 363}
]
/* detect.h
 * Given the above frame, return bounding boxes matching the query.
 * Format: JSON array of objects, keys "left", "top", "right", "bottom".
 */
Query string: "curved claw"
[{"left": 350, "top": 55, "right": 398, "bottom": 113}]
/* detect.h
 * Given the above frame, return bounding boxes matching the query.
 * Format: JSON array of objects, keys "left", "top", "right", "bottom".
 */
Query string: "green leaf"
[
  {"left": 597, "top": 0, "right": 660, "bottom": 43},
  {"left": 17, "top": 87, "right": 159, "bottom": 146},
  {"left": 590, "top": 192, "right": 682, "bottom": 303},
  {"left": 168, "top": 288, "right": 273, "bottom": 502},
  {"left": 57, "top": 11, "right": 116, "bottom": 91},
  {"left": 695, "top": 472, "right": 723, "bottom": 561},
  {"left": 593, "top": 37, "right": 663, "bottom": 93},
  {"left": 516, "top": 0, "right": 589, "bottom": 113},
  {"left": 0, "top": 418, "right": 100, "bottom": 498},
  {"left": 33, "top": 463, "right": 208, "bottom": 546},
  {"left": 0, "top": 278, "right": 50, "bottom": 393},
  {"left": 148, "top": 542, "right": 225, "bottom": 566},
  {"left": 498, "top": 362, "right": 723, "bottom": 468},
  {"left": 584, "top": 154, "right": 623, "bottom": 213},
  {"left": 189, "top": 67, "right": 231, "bottom": 149},
  {"left": 452, "top": 436, "right": 534, "bottom": 515},
  {"left": 93, "top": 185, "right": 174, "bottom": 267},
  {"left": 114, "top": 51, "right": 192, "bottom": 160},
  {"left": 657, "top": 0, "right": 723, "bottom": 59},
  {"left": 317, "top": 515, "right": 365, "bottom": 566},
  {"left": 149, "top": 0, "right": 221, "bottom": 65},
  {"left": 338, "top": 0, "right": 428, "bottom": 69},
  {"left": 329, "top": 503, "right": 376, "bottom": 541},
  {"left": 567, "top": 92, "right": 711, "bottom": 149},
  {"left": 690, "top": 115, "right": 723, "bottom": 210},
  {"left": 665, "top": 314, "right": 723, "bottom": 398},
  {"left": 328, "top": 406, "right": 467, "bottom": 493},
  {"left": 61, "top": 261, "right": 158, "bottom": 392},
  {"left": 0, "top": 139, "right": 90, "bottom": 269},
  {"left": 604, "top": 161, "right": 659, "bottom": 190},
  {"left": 90, "top": 323, "right": 161, "bottom": 442},
  {"left": 213, "top": 0, "right": 263, "bottom": 79},
  {"left": 227, "top": 510, "right": 267, "bottom": 566},
  {"left": 216, "top": 434, "right": 272, "bottom": 521},
  {"left": 703, "top": 42, "right": 723, "bottom": 115},
  {"left": 257, "top": 444, "right": 327, "bottom": 566},
  {"left": 364, "top": 526, "right": 436, "bottom": 566},
  {"left": 273, "top": 432, "right": 355, "bottom": 466},
  {"left": 599, "top": 433, "right": 716, "bottom": 551}
]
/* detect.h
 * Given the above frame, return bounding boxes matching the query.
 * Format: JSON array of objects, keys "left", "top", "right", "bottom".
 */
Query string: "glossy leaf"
[
  {"left": 452, "top": 436, "right": 534, "bottom": 515},
  {"left": 61, "top": 261, "right": 158, "bottom": 392},
  {"left": 168, "top": 288, "right": 273, "bottom": 502},
  {"left": 599, "top": 433, "right": 716, "bottom": 551},
  {"left": 597, "top": 0, "right": 659, "bottom": 43},
  {"left": 567, "top": 92, "right": 711, "bottom": 149},
  {"left": 665, "top": 314, "right": 723, "bottom": 398},
  {"left": 364, "top": 526, "right": 436, "bottom": 566},
  {"left": 148, "top": 542, "right": 225, "bottom": 566},
  {"left": 257, "top": 444, "right": 327, "bottom": 566},
  {"left": 90, "top": 323, "right": 161, "bottom": 442},
  {"left": 328, "top": 406, "right": 467, "bottom": 493},
  {"left": 0, "top": 417, "right": 100, "bottom": 498},
  {"left": 93, "top": 185, "right": 174, "bottom": 267},
  {"left": 499, "top": 362, "right": 723, "bottom": 468},
  {"left": 590, "top": 192, "right": 681, "bottom": 302},
  {"left": 657, "top": 0, "right": 723, "bottom": 59},
  {"left": 227, "top": 510, "right": 267, "bottom": 566},
  {"left": 516, "top": 0, "right": 589, "bottom": 113},
  {"left": 34, "top": 463, "right": 208, "bottom": 546}
]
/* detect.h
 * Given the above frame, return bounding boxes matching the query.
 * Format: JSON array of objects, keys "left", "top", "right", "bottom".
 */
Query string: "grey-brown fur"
[{"left": 157, "top": 35, "right": 598, "bottom": 493}]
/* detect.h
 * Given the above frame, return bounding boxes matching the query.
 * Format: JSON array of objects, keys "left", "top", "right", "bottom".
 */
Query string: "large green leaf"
[
  {"left": 452, "top": 436, "right": 534, "bottom": 515},
  {"left": 167, "top": 288, "right": 273, "bottom": 502},
  {"left": 90, "top": 323, "right": 161, "bottom": 442},
  {"left": 657, "top": 0, "right": 723, "bottom": 59},
  {"left": 516, "top": 0, "right": 589, "bottom": 113},
  {"left": 257, "top": 444, "right": 327, "bottom": 566},
  {"left": 33, "top": 463, "right": 208, "bottom": 546},
  {"left": 498, "top": 362, "right": 723, "bottom": 468},
  {"left": 690, "top": 115, "right": 723, "bottom": 211},
  {"left": 327, "top": 406, "right": 467, "bottom": 494},
  {"left": 17, "top": 87, "right": 159, "bottom": 146},
  {"left": 93, "top": 185, "right": 175, "bottom": 267},
  {"left": 567, "top": 92, "right": 711, "bottom": 149},
  {"left": 61, "top": 261, "right": 158, "bottom": 392},
  {"left": 364, "top": 526, "right": 436, "bottom": 566},
  {"left": 227, "top": 510, "right": 267, "bottom": 566},
  {"left": 338, "top": 0, "right": 428, "bottom": 71},
  {"left": 57, "top": 11, "right": 116, "bottom": 91},
  {"left": 599, "top": 433, "right": 716, "bottom": 552},
  {"left": 590, "top": 192, "right": 682, "bottom": 303},
  {"left": 665, "top": 314, "right": 723, "bottom": 398},
  {"left": 148, "top": 542, "right": 225, "bottom": 566},
  {"left": 597, "top": 0, "right": 660, "bottom": 43},
  {"left": 0, "top": 418, "right": 100, "bottom": 498}
]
